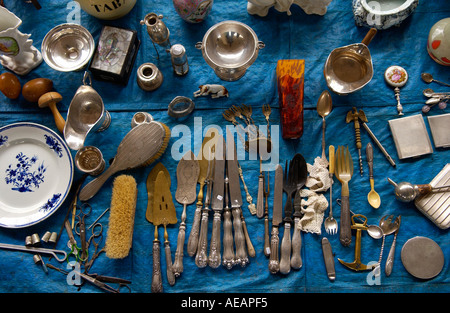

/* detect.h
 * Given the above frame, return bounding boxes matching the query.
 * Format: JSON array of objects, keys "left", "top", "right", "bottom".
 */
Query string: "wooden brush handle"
[
  {"left": 79, "top": 165, "right": 117, "bottom": 201},
  {"left": 151, "top": 239, "right": 163, "bottom": 293},
  {"left": 208, "top": 211, "right": 222, "bottom": 268}
]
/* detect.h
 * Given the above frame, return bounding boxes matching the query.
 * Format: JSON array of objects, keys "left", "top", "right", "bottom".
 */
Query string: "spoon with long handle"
[
  {"left": 366, "top": 143, "right": 380, "bottom": 209},
  {"left": 385, "top": 216, "right": 401, "bottom": 276},
  {"left": 421, "top": 73, "right": 450, "bottom": 87},
  {"left": 317, "top": 90, "right": 333, "bottom": 160}
]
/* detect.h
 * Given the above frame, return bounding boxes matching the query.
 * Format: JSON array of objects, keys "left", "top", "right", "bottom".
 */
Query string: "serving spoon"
[
  {"left": 317, "top": 90, "right": 333, "bottom": 160},
  {"left": 421, "top": 73, "right": 450, "bottom": 87}
]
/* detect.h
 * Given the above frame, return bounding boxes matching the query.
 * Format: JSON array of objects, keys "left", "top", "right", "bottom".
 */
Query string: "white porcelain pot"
[{"left": 352, "top": 0, "right": 419, "bottom": 30}]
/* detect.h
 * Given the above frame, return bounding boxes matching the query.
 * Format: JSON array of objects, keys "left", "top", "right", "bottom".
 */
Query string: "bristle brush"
[
  {"left": 79, "top": 121, "right": 170, "bottom": 201},
  {"left": 105, "top": 175, "right": 137, "bottom": 259}
]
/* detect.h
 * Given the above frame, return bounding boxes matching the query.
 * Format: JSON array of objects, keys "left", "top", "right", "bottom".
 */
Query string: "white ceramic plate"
[{"left": 0, "top": 123, "right": 73, "bottom": 228}]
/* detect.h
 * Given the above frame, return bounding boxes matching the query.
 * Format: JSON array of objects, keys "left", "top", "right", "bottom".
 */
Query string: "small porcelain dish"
[
  {"left": 352, "top": 0, "right": 419, "bottom": 30},
  {"left": 42, "top": 23, "right": 95, "bottom": 72},
  {"left": 0, "top": 122, "right": 73, "bottom": 228},
  {"left": 196, "top": 20, "right": 265, "bottom": 81}
]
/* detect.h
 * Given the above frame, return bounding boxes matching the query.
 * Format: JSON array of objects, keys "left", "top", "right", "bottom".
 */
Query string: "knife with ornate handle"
[
  {"left": 226, "top": 128, "right": 248, "bottom": 267},
  {"left": 187, "top": 129, "right": 218, "bottom": 256},
  {"left": 195, "top": 149, "right": 214, "bottom": 268},
  {"left": 269, "top": 164, "right": 283, "bottom": 274},
  {"left": 222, "top": 173, "right": 235, "bottom": 269},
  {"left": 208, "top": 135, "right": 225, "bottom": 268}
]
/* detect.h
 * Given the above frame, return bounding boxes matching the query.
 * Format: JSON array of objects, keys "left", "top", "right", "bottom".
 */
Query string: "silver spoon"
[
  {"left": 421, "top": 73, "right": 450, "bottom": 87},
  {"left": 350, "top": 210, "right": 382, "bottom": 239},
  {"left": 316, "top": 90, "right": 333, "bottom": 160}
]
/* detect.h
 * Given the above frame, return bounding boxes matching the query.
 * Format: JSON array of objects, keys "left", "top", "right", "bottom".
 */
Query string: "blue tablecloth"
[{"left": 0, "top": 0, "right": 449, "bottom": 295}]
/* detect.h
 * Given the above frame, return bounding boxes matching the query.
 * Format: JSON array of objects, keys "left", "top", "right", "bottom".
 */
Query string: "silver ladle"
[
  {"left": 388, "top": 178, "right": 450, "bottom": 202},
  {"left": 421, "top": 73, "right": 450, "bottom": 87}
]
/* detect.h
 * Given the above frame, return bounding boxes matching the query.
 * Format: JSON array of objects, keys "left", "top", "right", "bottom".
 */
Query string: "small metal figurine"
[{"left": 193, "top": 84, "right": 229, "bottom": 98}]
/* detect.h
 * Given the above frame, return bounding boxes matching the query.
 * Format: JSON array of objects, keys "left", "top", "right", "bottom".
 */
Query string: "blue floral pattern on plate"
[
  {"left": 44, "top": 134, "right": 63, "bottom": 157},
  {"left": 5, "top": 152, "right": 47, "bottom": 192},
  {"left": 39, "top": 193, "right": 62, "bottom": 212},
  {"left": 0, "top": 135, "right": 7, "bottom": 146},
  {"left": 0, "top": 122, "right": 73, "bottom": 228}
]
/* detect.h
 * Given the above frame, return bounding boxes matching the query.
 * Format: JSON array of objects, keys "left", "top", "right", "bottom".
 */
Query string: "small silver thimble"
[
  {"left": 75, "top": 146, "right": 105, "bottom": 176},
  {"left": 49, "top": 232, "right": 58, "bottom": 244},
  {"left": 25, "top": 236, "right": 33, "bottom": 246},
  {"left": 170, "top": 44, "right": 189, "bottom": 76},
  {"left": 131, "top": 112, "right": 153, "bottom": 128},
  {"left": 31, "top": 233, "right": 40, "bottom": 246},
  {"left": 41, "top": 231, "right": 52, "bottom": 243}
]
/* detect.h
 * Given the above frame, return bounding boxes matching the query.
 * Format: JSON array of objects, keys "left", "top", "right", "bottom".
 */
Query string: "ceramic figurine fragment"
[
  {"left": 276, "top": 59, "right": 305, "bottom": 139},
  {"left": 0, "top": 6, "right": 42, "bottom": 75},
  {"left": 193, "top": 84, "right": 228, "bottom": 98},
  {"left": 352, "top": 0, "right": 419, "bottom": 30},
  {"left": 247, "top": 0, "right": 332, "bottom": 17},
  {"left": 384, "top": 65, "right": 408, "bottom": 115},
  {"left": 427, "top": 18, "right": 450, "bottom": 66},
  {"left": 173, "top": 0, "right": 213, "bottom": 23}
]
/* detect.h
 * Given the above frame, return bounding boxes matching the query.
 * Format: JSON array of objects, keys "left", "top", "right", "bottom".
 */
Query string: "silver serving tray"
[
  {"left": 388, "top": 114, "right": 433, "bottom": 159},
  {"left": 414, "top": 163, "right": 450, "bottom": 229}
]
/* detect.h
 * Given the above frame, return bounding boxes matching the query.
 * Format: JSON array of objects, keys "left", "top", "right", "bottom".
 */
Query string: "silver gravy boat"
[{"left": 64, "top": 71, "right": 111, "bottom": 150}]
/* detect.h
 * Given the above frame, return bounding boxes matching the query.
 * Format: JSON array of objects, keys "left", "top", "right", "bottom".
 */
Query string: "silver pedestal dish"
[{"left": 196, "top": 20, "right": 265, "bottom": 81}]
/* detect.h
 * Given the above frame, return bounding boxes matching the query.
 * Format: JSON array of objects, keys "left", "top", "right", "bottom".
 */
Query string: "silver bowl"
[
  {"left": 196, "top": 20, "right": 265, "bottom": 81},
  {"left": 41, "top": 23, "right": 94, "bottom": 72}
]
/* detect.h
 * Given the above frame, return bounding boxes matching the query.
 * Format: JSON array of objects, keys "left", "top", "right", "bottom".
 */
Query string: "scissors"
[
  {"left": 84, "top": 222, "right": 105, "bottom": 273},
  {"left": 67, "top": 203, "right": 92, "bottom": 263}
]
